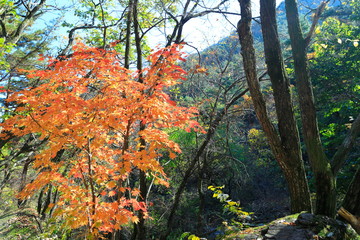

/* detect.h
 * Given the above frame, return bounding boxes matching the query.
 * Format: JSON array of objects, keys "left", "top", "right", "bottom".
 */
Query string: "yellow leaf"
[
  {"left": 307, "top": 52, "right": 316, "bottom": 59},
  {"left": 320, "top": 44, "right": 327, "bottom": 48},
  {"left": 131, "top": 216, "right": 139, "bottom": 224},
  {"left": 188, "top": 235, "right": 200, "bottom": 240},
  {"left": 243, "top": 94, "right": 251, "bottom": 101},
  {"left": 227, "top": 201, "right": 237, "bottom": 206}
]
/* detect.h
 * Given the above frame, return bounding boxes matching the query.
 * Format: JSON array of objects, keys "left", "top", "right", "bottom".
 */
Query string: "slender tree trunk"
[
  {"left": 18, "top": 157, "right": 33, "bottom": 207},
  {"left": 260, "top": 0, "right": 312, "bottom": 213},
  {"left": 285, "top": 0, "right": 336, "bottom": 217},
  {"left": 196, "top": 154, "right": 207, "bottom": 235},
  {"left": 124, "top": 0, "right": 133, "bottom": 69},
  {"left": 338, "top": 113, "right": 360, "bottom": 216},
  {"left": 238, "top": 0, "right": 312, "bottom": 213},
  {"left": 342, "top": 166, "right": 360, "bottom": 216},
  {"left": 332, "top": 113, "right": 360, "bottom": 175},
  {"left": 161, "top": 89, "right": 248, "bottom": 240},
  {"left": 40, "top": 185, "right": 52, "bottom": 219},
  {"left": 133, "top": 1, "right": 147, "bottom": 238}
]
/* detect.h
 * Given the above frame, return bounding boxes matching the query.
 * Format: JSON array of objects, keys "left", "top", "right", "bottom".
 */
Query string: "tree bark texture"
[
  {"left": 342, "top": 166, "right": 360, "bottom": 216},
  {"left": 285, "top": 0, "right": 336, "bottom": 217},
  {"left": 133, "top": 0, "right": 147, "bottom": 238},
  {"left": 332, "top": 113, "right": 360, "bottom": 175},
  {"left": 238, "top": 0, "right": 312, "bottom": 213},
  {"left": 339, "top": 113, "right": 360, "bottom": 215},
  {"left": 124, "top": 0, "right": 133, "bottom": 69},
  {"left": 260, "top": 0, "right": 312, "bottom": 213}
]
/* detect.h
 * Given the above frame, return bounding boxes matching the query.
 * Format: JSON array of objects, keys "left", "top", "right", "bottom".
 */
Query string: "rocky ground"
[{"left": 221, "top": 212, "right": 360, "bottom": 240}]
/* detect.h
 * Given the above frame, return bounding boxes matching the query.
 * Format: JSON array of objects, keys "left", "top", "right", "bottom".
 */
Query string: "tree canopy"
[{"left": 0, "top": 0, "right": 359, "bottom": 239}]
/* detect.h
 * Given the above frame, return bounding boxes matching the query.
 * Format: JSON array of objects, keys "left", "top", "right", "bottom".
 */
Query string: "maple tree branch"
[
  {"left": 87, "top": 138, "right": 96, "bottom": 216},
  {"left": 79, "top": 164, "right": 89, "bottom": 190},
  {"left": 29, "top": 113, "right": 48, "bottom": 133}
]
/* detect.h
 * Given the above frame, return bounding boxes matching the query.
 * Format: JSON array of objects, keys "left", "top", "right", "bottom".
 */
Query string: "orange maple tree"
[{"left": 1, "top": 43, "right": 202, "bottom": 237}]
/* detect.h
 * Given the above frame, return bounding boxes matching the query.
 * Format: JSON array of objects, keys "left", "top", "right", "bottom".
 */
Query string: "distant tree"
[{"left": 0, "top": 0, "right": 57, "bottom": 206}]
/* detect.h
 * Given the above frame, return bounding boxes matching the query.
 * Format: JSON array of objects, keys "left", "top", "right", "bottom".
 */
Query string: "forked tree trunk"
[
  {"left": 237, "top": 0, "right": 312, "bottom": 213},
  {"left": 284, "top": 0, "right": 336, "bottom": 217},
  {"left": 259, "top": 0, "right": 312, "bottom": 213}
]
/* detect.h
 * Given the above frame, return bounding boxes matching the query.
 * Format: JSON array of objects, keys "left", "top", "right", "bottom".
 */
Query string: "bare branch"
[
  {"left": 304, "top": 0, "right": 329, "bottom": 47},
  {"left": 9, "top": 0, "right": 47, "bottom": 44}
]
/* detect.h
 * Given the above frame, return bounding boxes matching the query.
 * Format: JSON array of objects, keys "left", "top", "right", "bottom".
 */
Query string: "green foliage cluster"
[
  {"left": 310, "top": 8, "right": 360, "bottom": 193},
  {"left": 207, "top": 185, "right": 252, "bottom": 239},
  {"left": 0, "top": 39, "right": 14, "bottom": 69},
  {"left": 208, "top": 185, "right": 251, "bottom": 218}
]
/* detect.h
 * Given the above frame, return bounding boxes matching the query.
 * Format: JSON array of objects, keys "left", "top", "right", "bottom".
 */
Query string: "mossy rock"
[
  {"left": 220, "top": 212, "right": 360, "bottom": 240},
  {"left": 295, "top": 212, "right": 359, "bottom": 240}
]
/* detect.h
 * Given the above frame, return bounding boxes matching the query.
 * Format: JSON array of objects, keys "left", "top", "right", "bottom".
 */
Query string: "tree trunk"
[
  {"left": 285, "top": 0, "right": 336, "bottom": 217},
  {"left": 124, "top": 0, "right": 133, "bottom": 69},
  {"left": 238, "top": 0, "right": 312, "bottom": 213},
  {"left": 161, "top": 89, "right": 248, "bottom": 240},
  {"left": 132, "top": 0, "right": 147, "bottom": 238},
  {"left": 342, "top": 166, "right": 360, "bottom": 216},
  {"left": 260, "top": 0, "right": 312, "bottom": 213},
  {"left": 332, "top": 113, "right": 360, "bottom": 175},
  {"left": 196, "top": 154, "right": 207, "bottom": 235},
  {"left": 339, "top": 113, "right": 360, "bottom": 216}
]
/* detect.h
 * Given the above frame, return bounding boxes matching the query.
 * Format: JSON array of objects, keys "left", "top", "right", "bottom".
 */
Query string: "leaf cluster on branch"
[{"left": 1, "top": 42, "right": 202, "bottom": 237}]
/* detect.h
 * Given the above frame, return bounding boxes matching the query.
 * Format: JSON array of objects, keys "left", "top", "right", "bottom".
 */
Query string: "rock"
[
  {"left": 263, "top": 223, "right": 314, "bottom": 240},
  {"left": 223, "top": 212, "right": 358, "bottom": 240},
  {"left": 296, "top": 212, "right": 317, "bottom": 226},
  {"left": 295, "top": 212, "right": 350, "bottom": 240}
]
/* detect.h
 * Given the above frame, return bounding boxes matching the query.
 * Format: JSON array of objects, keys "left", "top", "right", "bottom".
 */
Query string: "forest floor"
[
  {"left": 1, "top": 208, "right": 360, "bottom": 239},
  {"left": 222, "top": 212, "right": 360, "bottom": 240}
]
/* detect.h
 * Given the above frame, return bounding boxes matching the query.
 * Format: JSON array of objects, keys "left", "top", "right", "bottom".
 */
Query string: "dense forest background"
[{"left": 0, "top": 0, "right": 359, "bottom": 239}]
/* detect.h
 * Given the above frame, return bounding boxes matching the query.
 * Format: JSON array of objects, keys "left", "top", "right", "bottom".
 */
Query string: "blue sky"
[{"left": 35, "top": 0, "right": 284, "bottom": 53}]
